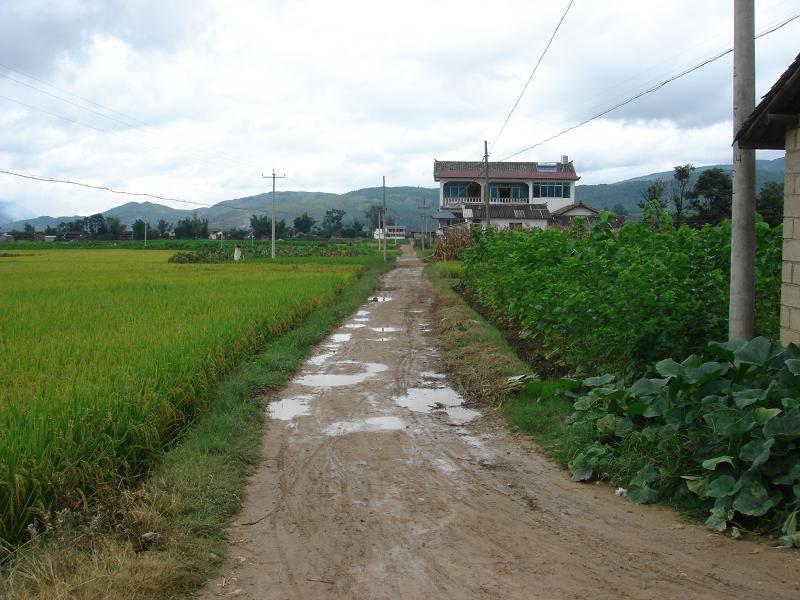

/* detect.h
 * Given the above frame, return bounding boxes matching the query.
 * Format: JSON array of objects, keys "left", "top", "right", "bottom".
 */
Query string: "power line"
[
  {"left": 499, "top": 10, "right": 800, "bottom": 161},
  {"left": 490, "top": 0, "right": 573, "bottom": 151},
  {"left": 0, "top": 63, "right": 260, "bottom": 171},
  {"left": 0, "top": 168, "right": 294, "bottom": 218}
]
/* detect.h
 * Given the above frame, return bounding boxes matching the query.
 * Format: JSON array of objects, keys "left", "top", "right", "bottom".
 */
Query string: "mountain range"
[{"left": 0, "top": 158, "right": 786, "bottom": 231}]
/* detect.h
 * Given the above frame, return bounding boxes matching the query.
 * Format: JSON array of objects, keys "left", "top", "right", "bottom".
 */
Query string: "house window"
[
  {"left": 509, "top": 222, "right": 523, "bottom": 229},
  {"left": 533, "top": 182, "right": 571, "bottom": 199},
  {"left": 490, "top": 182, "right": 528, "bottom": 200}
]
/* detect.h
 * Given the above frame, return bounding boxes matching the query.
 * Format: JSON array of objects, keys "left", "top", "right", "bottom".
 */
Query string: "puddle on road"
[
  {"left": 353, "top": 317, "right": 370, "bottom": 322},
  {"left": 268, "top": 395, "right": 313, "bottom": 420},
  {"left": 328, "top": 333, "right": 352, "bottom": 344},
  {"left": 370, "top": 295, "right": 393, "bottom": 303},
  {"left": 297, "top": 361, "right": 388, "bottom": 388},
  {"left": 369, "top": 326, "right": 401, "bottom": 333},
  {"left": 344, "top": 323, "right": 366, "bottom": 329},
  {"left": 418, "top": 371, "right": 446, "bottom": 380},
  {"left": 324, "top": 416, "right": 406, "bottom": 436},
  {"left": 394, "top": 386, "right": 480, "bottom": 424},
  {"left": 356, "top": 310, "right": 371, "bottom": 317},
  {"left": 308, "top": 351, "right": 336, "bottom": 366}
]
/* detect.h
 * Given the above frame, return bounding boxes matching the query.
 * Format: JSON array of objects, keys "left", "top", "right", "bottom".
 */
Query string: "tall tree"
[
  {"left": 670, "top": 163, "right": 694, "bottom": 226},
  {"left": 174, "top": 215, "right": 208, "bottom": 239},
  {"left": 638, "top": 179, "right": 666, "bottom": 211},
  {"left": 686, "top": 168, "right": 732, "bottom": 226},
  {"left": 157, "top": 219, "right": 171, "bottom": 237},
  {"left": 757, "top": 181, "right": 783, "bottom": 227},
  {"left": 293, "top": 212, "right": 315, "bottom": 234},
  {"left": 322, "top": 209, "right": 346, "bottom": 236},
  {"left": 106, "top": 217, "right": 126, "bottom": 240},
  {"left": 611, "top": 203, "right": 628, "bottom": 216},
  {"left": 364, "top": 205, "right": 382, "bottom": 230},
  {"left": 250, "top": 214, "right": 271, "bottom": 238}
]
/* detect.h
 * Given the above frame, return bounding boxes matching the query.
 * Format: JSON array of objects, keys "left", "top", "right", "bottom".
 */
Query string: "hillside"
[
  {"left": 575, "top": 157, "right": 785, "bottom": 213},
  {"left": 0, "top": 158, "right": 785, "bottom": 230}
]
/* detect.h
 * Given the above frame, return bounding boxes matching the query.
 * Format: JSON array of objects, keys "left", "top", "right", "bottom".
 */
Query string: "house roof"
[
  {"left": 735, "top": 52, "right": 800, "bottom": 150},
  {"left": 461, "top": 203, "right": 550, "bottom": 220},
  {"left": 433, "top": 160, "right": 579, "bottom": 181},
  {"left": 432, "top": 210, "right": 457, "bottom": 219},
  {"left": 550, "top": 202, "right": 599, "bottom": 217}
]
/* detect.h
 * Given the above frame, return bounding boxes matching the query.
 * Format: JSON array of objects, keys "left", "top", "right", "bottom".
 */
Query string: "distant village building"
[
  {"left": 0, "top": 232, "right": 13, "bottom": 242},
  {"left": 735, "top": 51, "right": 800, "bottom": 346},
  {"left": 432, "top": 156, "right": 609, "bottom": 234},
  {"left": 373, "top": 225, "right": 407, "bottom": 240},
  {"left": 208, "top": 229, "right": 224, "bottom": 240}
]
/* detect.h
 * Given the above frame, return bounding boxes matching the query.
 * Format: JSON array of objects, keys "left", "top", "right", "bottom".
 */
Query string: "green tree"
[
  {"left": 757, "top": 181, "right": 783, "bottom": 228},
  {"left": 322, "top": 209, "right": 346, "bottom": 236},
  {"left": 132, "top": 219, "right": 147, "bottom": 240},
  {"left": 670, "top": 163, "right": 694, "bottom": 227},
  {"left": 611, "top": 203, "right": 628, "bottom": 216},
  {"left": 23, "top": 222, "right": 35, "bottom": 235},
  {"left": 638, "top": 179, "right": 666, "bottom": 211},
  {"left": 364, "top": 205, "right": 382, "bottom": 230},
  {"left": 293, "top": 212, "right": 316, "bottom": 234},
  {"left": 687, "top": 168, "right": 732, "bottom": 226},
  {"left": 250, "top": 214, "right": 271, "bottom": 238},
  {"left": 157, "top": 219, "right": 171, "bottom": 237},
  {"left": 106, "top": 217, "right": 126, "bottom": 240},
  {"left": 174, "top": 215, "right": 208, "bottom": 239}
]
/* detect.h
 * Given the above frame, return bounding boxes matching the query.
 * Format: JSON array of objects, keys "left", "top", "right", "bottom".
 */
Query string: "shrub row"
[{"left": 460, "top": 213, "right": 781, "bottom": 377}]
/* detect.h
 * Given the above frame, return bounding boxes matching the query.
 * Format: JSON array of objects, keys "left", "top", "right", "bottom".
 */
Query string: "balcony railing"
[{"left": 442, "top": 196, "right": 530, "bottom": 207}]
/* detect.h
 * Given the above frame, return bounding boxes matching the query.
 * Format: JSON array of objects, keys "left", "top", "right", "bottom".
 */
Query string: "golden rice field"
[{"left": 0, "top": 250, "right": 364, "bottom": 545}]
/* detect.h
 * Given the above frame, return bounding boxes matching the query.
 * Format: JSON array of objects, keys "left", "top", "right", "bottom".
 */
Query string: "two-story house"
[{"left": 432, "top": 156, "right": 583, "bottom": 232}]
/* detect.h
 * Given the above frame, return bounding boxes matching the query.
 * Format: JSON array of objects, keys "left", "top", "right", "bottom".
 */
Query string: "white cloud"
[{"left": 0, "top": 0, "right": 797, "bottom": 217}]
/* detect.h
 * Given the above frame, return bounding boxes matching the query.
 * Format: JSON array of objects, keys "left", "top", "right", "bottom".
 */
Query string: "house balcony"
[{"left": 442, "top": 196, "right": 531, "bottom": 207}]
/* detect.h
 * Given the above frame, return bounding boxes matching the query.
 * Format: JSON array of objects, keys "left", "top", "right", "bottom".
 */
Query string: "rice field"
[{"left": 0, "top": 250, "right": 365, "bottom": 545}]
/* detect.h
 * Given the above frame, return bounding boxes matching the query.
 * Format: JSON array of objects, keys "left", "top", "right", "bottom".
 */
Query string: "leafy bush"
[
  {"left": 460, "top": 212, "right": 781, "bottom": 377},
  {"left": 566, "top": 336, "right": 800, "bottom": 545}
]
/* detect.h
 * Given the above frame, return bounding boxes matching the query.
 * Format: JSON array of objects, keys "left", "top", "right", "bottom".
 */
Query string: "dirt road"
[{"left": 200, "top": 248, "right": 800, "bottom": 599}]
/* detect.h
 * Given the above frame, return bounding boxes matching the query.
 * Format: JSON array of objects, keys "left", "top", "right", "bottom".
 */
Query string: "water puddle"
[
  {"left": 353, "top": 317, "right": 370, "bottom": 322},
  {"left": 344, "top": 323, "right": 366, "bottom": 329},
  {"left": 394, "top": 387, "right": 463, "bottom": 412},
  {"left": 370, "top": 326, "right": 401, "bottom": 333},
  {"left": 297, "top": 361, "right": 388, "bottom": 388},
  {"left": 324, "top": 416, "right": 406, "bottom": 436},
  {"left": 329, "top": 333, "right": 352, "bottom": 343},
  {"left": 308, "top": 351, "right": 336, "bottom": 366},
  {"left": 367, "top": 337, "right": 393, "bottom": 342},
  {"left": 268, "top": 395, "right": 313, "bottom": 420},
  {"left": 394, "top": 387, "right": 480, "bottom": 424},
  {"left": 370, "top": 295, "right": 393, "bottom": 303},
  {"left": 418, "top": 371, "right": 446, "bottom": 380},
  {"left": 356, "top": 310, "right": 371, "bottom": 317}
]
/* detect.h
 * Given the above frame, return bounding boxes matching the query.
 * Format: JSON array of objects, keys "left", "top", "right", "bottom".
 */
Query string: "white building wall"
[{"left": 486, "top": 218, "right": 547, "bottom": 231}]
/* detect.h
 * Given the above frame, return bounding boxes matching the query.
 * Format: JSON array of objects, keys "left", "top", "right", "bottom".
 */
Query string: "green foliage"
[
  {"left": 168, "top": 240, "right": 380, "bottom": 262},
  {"left": 460, "top": 215, "right": 781, "bottom": 377},
  {"left": 0, "top": 250, "right": 369, "bottom": 547},
  {"left": 293, "top": 211, "right": 315, "bottom": 234},
  {"left": 565, "top": 337, "right": 800, "bottom": 543},
  {"left": 757, "top": 181, "right": 784, "bottom": 228},
  {"left": 686, "top": 168, "right": 732, "bottom": 226}
]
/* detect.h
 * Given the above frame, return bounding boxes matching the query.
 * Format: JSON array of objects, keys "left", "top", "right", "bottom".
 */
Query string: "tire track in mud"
[{"left": 200, "top": 248, "right": 800, "bottom": 600}]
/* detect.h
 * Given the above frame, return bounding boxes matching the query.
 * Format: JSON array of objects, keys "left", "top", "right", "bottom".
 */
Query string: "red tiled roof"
[{"left": 433, "top": 160, "right": 579, "bottom": 181}]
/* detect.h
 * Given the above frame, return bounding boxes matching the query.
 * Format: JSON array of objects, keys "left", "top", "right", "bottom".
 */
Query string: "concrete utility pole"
[
  {"left": 729, "top": 0, "right": 756, "bottom": 340},
  {"left": 383, "top": 176, "right": 387, "bottom": 262},
  {"left": 484, "top": 140, "right": 491, "bottom": 228},
  {"left": 262, "top": 170, "right": 286, "bottom": 259},
  {"left": 419, "top": 199, "right": 430, "bottom": 250}
]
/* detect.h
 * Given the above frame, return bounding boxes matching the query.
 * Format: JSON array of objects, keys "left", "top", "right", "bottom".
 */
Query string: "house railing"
[{"left": 441, "top": 196, "right": 531, "bottom": 207}]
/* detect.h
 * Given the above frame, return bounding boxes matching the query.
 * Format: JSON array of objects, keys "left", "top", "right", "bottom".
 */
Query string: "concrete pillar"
[{"left": 780, "top": 125, "right": 800, "bottom": 346}]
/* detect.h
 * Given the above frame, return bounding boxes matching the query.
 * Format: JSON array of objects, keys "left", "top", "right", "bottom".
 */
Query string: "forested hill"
[
  {"left": 575, "top": 157, "right": 785, "bottom": 214},
  {"left": 1, "top": 158, "right": 785, "bottom": 230}
]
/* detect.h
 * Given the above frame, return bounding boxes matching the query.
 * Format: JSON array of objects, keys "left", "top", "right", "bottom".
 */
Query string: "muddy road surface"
[{"left": 200, "top": 247, "right": 800, "bottom": 599}]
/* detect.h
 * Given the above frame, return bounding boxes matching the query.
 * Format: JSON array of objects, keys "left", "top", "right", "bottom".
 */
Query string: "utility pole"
[
  {"left": 382, "top": 176, "right": 387, "bottom": 262},
  {"left": 484, "top": 140, "right": 491, "bottom": 229},
  {"left": 729, "top": 0, "right": 756, "bottom": 340},
  {"left": 262, "top": 170, "right": 286, "bottom": 259},
  {"left": 144, "top": 221, "right": 147, "bottom": 248},
  {"left": 419, "top": 199, "right": 430, "bottom": 250}
]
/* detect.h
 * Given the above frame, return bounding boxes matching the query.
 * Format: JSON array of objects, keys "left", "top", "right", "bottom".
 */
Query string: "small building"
[
  {"left": 62, "top": 231, "right": 86, "bottom": 241},
  {"left": 735, "top": 51, "right": 800, "bottom": 346},
  {"left": 374, "top": 225, "right": 407, "bottom": 240},
  {"left": 43, "top": 235, "right": 57, "bottom": 243},
  {"left": 0, "top": 232, "right": 13, "bottom": 242},
  {"left": 208, "top": 229, "right": 224, "bottom": 240},
  {"left": 432, "top": 156, "right": 605, "bottom": 233}
]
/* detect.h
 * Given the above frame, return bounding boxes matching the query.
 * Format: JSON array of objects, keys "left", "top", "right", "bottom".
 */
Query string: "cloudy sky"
[{"left": 0, "top": 0, "right": 797, "bottom": 220}]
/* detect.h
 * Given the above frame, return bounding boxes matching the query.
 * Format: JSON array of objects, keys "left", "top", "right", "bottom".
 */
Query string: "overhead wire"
[
  {"left": 499, "top": 10, "right": 800, "bottom": 161},
  {"left": 490, "top": 0, "right": 574, "bottom": 151},
  {"left": 0, "top": 62, "right": 261, "bottom": 171},
  {"left": 0, "top": 168, "right": 295, "bottom": 219}
]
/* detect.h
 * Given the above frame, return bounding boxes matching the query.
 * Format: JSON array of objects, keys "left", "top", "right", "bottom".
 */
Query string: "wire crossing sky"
[{"left": 0, "top": 0, "right": 796, "bottom": 220}]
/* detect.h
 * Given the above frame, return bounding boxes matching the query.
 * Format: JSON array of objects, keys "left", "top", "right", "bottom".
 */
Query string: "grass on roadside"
[{"left": 0, "top": 257, "right": 394, "bottom": 600}]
